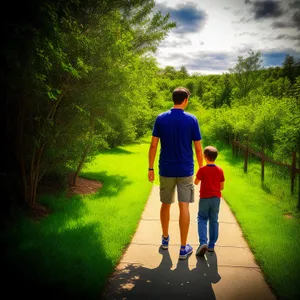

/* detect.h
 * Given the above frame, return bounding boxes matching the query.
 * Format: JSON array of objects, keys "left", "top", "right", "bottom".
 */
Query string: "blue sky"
[{"left": 153, "top": 0, "right": 300, "bottom": 74}]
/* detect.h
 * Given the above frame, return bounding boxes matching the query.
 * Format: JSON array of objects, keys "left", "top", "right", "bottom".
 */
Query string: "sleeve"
[
  {"left": 152, "top": 116, "right": 160, "bottom": 137},
  {"left": 196, "top": 167, "right": 203, "bottom": 180},
  {"left": 192, "top": 117, "right": 202, "bottom": 141}
]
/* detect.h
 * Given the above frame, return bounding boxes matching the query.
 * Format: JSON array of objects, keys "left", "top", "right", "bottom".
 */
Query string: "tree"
[
  {"left": 161, "top": 66, "right": 177, "bottom": 80},
  {"left": 282, "top": 54, "right": 296, "bottom": 84},
  {"left": 219, "top": 74, "right": 232, "bottom": 107},
  {"left": 70, "top": 1, "right": 176, "bottom": 184},
  {"left": 196, "top": 79, "right": 205, "bottom": 99},
  {"left": 229, "top": 49, "right": 263, "bottom": 99},
  {"left": 177, "top": 66, "right": 189, "bottom": 79},
  {"left": 2, "top": 0, "right": 176, "bottom": 210}
]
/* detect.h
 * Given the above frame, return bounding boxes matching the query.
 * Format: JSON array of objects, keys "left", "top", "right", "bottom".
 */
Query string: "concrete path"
[{"left": 103, "top": 185, "right": 277, "bottom": 300}]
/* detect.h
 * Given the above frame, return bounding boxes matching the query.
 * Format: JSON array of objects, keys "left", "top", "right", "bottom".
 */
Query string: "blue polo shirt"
[{"left": 152, "top": 108, "right": 202, "bottom": 177}]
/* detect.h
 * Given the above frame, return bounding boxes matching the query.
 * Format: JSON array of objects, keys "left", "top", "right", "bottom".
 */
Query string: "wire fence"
[{"left": 232, "top": 139, "right": 300, "bottom": 209}]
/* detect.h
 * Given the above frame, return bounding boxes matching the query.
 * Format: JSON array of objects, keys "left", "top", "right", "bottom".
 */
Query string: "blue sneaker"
[
  {"left": 161, "top": 235, "right": 169, "bottom": 249},
  {"left": 179, "top": 244, "right": 193, "bottom": 259}
]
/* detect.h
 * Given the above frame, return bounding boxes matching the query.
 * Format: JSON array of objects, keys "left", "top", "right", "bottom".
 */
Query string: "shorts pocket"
[{"left": 189, "top": 185, "right": 195, "bottom": 203}]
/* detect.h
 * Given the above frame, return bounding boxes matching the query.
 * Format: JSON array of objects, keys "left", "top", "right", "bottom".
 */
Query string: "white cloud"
[{"left": 153, "top": 0, "right": 300, "bottom": 74}]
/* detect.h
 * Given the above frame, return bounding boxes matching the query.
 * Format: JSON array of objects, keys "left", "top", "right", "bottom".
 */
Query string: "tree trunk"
[
  {"left": 73, "top": 110, "right": 98, "bottom": 185},
  {"left": 73, "top": 144, "right": 91, "bottom": 186}
]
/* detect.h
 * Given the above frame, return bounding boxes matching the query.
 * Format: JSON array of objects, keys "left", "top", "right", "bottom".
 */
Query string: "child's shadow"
[
  {"left": 171, "top": 251, "right": 221, "bottom": 299},
  {"left": 104, "top": 248, "right": 221, "bottom": 300}
]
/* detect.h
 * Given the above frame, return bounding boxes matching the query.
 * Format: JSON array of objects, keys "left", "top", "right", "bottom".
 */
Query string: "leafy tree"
[
  {"left": 2, "top": 0, "right": 176, "bottom": 209},
  {"left": 161, "top": 66, "right": 177, "bottom": 80},
  {"left": 251, "top": 97, "right": 283, "bottom": 150},
  {"left": 260, "top": 76, "right": 291, "bottom": 98},
  {"left": 185, "top": 80, "right": 196, "bottom": 95},
  {"left": 177, "top": 66, "right": 189, "bottom": 79},
  {"left": 282, "top": 54, "right": 296, "bottom": 84},
  {"left": 229, "top": 49, "right": 263, "bottom": 99},
  {"left": 219, "top": 74, "right": 232, "bottom": 107},
  {"left": 196, "top": 79, "right": 205, "bottom": 99},
  {"left": 274, "top": 97, "right": 300, "bottom": 164},
  {"left": 291, "top": 76, "right": 300, "bottom": 100}
]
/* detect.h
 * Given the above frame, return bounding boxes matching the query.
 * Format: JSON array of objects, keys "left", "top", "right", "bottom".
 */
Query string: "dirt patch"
[
  {"left": 283, "top": 213, "right": 293, "bottom": 219},
  {"left": 26, "top": 202, "right": 52, "bottom": 222},
  {"left": 66, "top": 172, "right": 103, "bottom": 198},
  {"left": 28, "top": 173, "right": 103, "bottom": 221}
]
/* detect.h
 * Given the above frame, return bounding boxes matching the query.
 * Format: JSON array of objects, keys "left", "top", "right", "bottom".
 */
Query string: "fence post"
[
  {"left": 291, "top": 151, "right": 296, "bottom": 194},
  {"left": 232, "top": 139, "right": 235, "bottom": 156},
  {"left": 261, "top": 147, "right": 265, "bottom": 182},
  {"left": 244, "top": 140, "right": 249, "bottom": 173}
]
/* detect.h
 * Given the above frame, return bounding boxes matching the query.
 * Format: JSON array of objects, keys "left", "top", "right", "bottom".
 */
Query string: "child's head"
[{"left": 204, "top": 146, "right": 218, "bottom": 162}]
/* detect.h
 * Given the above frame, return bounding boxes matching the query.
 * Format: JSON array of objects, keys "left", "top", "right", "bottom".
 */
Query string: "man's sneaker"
[
  {"left": 179, "top": 244, "right": 193, "bottom": 260},
  {"left": 196, "top": 244, "right": 208, "bottom": 256},
  {"left": 161, "top": 235, "right": 169, "bottom": 249},
  {"left": 208, "top": 247, "right": 215, "bottom": 252}
]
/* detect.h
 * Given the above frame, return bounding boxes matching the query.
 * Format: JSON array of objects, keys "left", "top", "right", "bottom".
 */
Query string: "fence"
[{"left": 232, "top": 140, "right": 300, "bottom": 209}]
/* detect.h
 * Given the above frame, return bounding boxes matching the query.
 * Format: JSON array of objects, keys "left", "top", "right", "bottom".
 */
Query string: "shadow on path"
[{"left": 104, "top": 248, "right": 221, "bottom": 300}]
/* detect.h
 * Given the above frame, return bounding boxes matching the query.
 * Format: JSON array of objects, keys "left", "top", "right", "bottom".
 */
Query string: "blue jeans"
[{"left": 197, "top": 197, "right": 220, "bottom": 248}]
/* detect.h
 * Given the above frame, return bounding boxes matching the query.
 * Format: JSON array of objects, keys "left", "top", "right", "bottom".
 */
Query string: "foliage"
[
  {"left": 2, "top": 0, "right": 176, "bottom": 208},
  {"left": 229, "top": 49, "right": 263, "bottom": 98}
]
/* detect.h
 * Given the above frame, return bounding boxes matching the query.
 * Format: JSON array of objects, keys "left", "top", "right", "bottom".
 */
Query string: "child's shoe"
[
  {"left": 196, "top": 244, "right": 208, "bottom": 256},
  {"left": 161, "top": 235, "right": 169, "bottom": 249},
  {"left": 208, "top": 247, "right": 215, "bottom": 252},
  {"left": 179, "top": 244, "right": 193, "bottom": 259}
]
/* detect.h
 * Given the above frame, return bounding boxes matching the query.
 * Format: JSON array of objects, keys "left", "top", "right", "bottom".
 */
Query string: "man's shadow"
[{"left": 104, "top": 248, "right": 221, "bottom": 300}]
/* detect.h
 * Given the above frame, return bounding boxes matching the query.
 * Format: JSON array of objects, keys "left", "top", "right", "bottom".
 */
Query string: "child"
[{"left": 194, "top": 146, "right": 225, "bottom": 256}]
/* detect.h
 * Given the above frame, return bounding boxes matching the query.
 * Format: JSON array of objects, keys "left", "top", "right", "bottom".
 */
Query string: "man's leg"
[
  {"left": 177, "top": 176, "right": 194, "bottom": 246},
  {"left": 160, "top": 203, "right": 171, "bottom": 238},
  {"left": 178, "top": 201, "right": 190, "bottom": 246},
  {"left": 159, "top": 176, "right": 176, "bottom": 248}
]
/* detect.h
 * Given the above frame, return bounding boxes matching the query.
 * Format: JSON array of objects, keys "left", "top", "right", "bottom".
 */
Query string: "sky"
[{"left": 153, "top": 0, "right": 300, "bottom": 75}]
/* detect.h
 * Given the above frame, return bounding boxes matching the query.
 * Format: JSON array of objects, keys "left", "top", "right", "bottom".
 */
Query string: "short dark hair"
[
  {"left": 204, "top": 146, "right": 218, "bottom": 161},
  {"left": 172, "top": 87, "right": 190, "bottom": 105}
]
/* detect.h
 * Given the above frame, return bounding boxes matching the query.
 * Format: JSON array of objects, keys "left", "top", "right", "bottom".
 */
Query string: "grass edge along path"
[
  {"left": 2, "top": 140, "right": 154, "bottom": 299},
  {"left": 217, "top": 146, "right": 300, "bottom": 300},
  {"left": 2, "top": 139, "right": 299, "bottom": 299}
]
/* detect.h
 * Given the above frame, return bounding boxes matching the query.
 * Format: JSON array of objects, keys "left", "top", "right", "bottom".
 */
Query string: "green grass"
[
  {"left": 1, "top": 140, "right": 153, "bottom": 298},
  {"left": 215, "top": 144, "right": 300, "bottom": 300},
  {"left": 2, "top": 137, "right": 300, "bottom": 299}
]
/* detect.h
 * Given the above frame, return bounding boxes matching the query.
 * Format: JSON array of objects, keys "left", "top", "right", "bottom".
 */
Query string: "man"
[{"left": 148, "top": 87, "right": 203, "bottom": 260}]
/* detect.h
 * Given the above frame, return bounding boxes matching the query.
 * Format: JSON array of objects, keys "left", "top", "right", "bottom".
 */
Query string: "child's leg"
[
  {"left": 197, "top": 198, "right": 209, "bottom": 246},
  {"left": 208, "top": 197, "right": 221, "bottom": 249}
]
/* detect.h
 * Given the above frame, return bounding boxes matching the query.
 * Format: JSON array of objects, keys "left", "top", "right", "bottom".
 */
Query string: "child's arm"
[
  {"left": 220, "top": 181, "right": 224, "bottom": 190},
  {"left": 194, "top": 168, "right": 202, "bottom": 185},
  {"left": 194, "top": 177, "right": 200, "bottom": 185}
]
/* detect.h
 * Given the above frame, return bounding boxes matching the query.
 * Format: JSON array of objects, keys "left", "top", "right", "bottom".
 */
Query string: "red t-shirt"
[{"left": 196, "top": 164, "right": 225, "bottom": 198}]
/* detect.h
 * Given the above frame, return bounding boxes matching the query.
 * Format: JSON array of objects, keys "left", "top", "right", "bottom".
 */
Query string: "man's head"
[
  {"left": 172, "top": 87, "right": 191, "bottom": 105},
  {"left": 204, "top": 146, "right": 218, "bottom": 162}
]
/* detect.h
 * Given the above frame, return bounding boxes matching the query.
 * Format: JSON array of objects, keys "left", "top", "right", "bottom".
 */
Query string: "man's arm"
[
  {"left": 193, "top": 140, "right": 203, "bottom": 168},
  {"left": 148, "top": 136, "right": 159, "bottom": 182}
]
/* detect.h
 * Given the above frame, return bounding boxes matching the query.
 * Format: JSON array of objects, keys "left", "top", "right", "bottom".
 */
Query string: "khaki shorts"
[{"left": 159, "top": 176, "right": 195, "bottom": 204}]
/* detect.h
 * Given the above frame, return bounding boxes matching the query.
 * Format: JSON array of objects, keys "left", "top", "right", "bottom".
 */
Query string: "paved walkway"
[{"left": 103, "top": 185, "right": 277, "bottom": 300}]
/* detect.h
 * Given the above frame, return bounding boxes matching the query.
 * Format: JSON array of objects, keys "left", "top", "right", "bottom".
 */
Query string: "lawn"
[
  {"left": 215, "top": 144, "right": 300, "bottom": 300},
  {"left": 1, "top": 138, "right": 300, "bottom": 300},
  {"left": 1, "top": 140, "right": 153, "bottom": 299}
]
